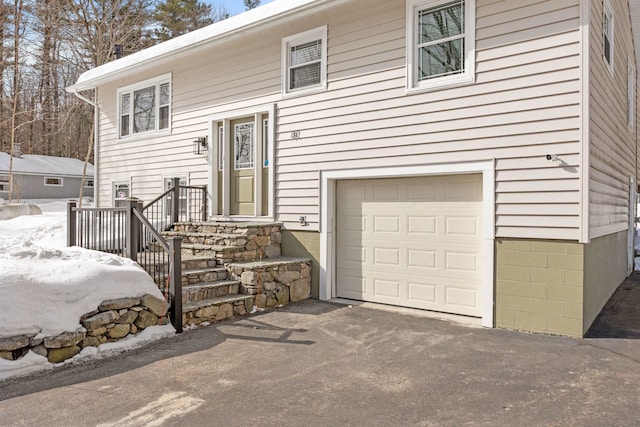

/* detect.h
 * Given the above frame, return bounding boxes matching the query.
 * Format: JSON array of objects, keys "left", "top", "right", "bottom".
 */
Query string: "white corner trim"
[
  {"left": 580, "top": 0, "right": 590, "bottom": 244},
  {"left": 319, "top": 160, "right": 496, "bottom": 328}
]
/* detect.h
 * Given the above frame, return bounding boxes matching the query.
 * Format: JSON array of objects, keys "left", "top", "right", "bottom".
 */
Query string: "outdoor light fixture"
[{"left": 193, "top": 136, "right": 208, "bottom": 156}]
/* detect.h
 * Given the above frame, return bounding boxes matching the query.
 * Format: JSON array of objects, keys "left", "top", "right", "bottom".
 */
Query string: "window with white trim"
[
  {"left": 118, "top": 74, "right": 171, "bottom": 138},
  {"left": 44, "top": 177, "right": 63, "bottom": 186},
  {"left": 628, "top": 59, "right": 635, "bottom": 128},
  {"left": 0, "top": 176, "right": 8, "bottom": 192},
  {"left": 407, "top": 0, "right": 475, "bottom": 91},
  {"left": 84, "top": 179, "right": 94, "bottom": 188},
  {"left": 603, "top": 0, "right": 614, "bottom": 74},
  {"left": 282, "top": 26, "right": 327, "bottom": 95}
]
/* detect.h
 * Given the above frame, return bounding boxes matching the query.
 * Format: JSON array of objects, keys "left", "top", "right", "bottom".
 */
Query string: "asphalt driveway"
[{"left": 1, "top": 294, "right": 639, "bottom": 426}]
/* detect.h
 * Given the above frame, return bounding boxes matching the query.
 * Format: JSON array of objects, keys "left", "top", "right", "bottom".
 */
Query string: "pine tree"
[
  {"left": 244, "top": 0, "right": 260, "bottom": 10},
  {"left": 153, "top": 0, "right": 227, "bottom": 43}
]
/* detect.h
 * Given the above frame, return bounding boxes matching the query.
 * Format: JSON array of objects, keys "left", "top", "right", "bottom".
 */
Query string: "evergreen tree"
[
  {"left": 154, "top": 0, "right": 226, "bottom": 43},
  {"left": 244, "top": 0, "right": 260, "bottom": 10}
]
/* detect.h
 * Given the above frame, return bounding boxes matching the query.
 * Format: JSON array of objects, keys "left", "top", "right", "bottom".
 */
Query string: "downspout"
[{"left": 71, "top": 88, "right": 99, "bottom": 206}]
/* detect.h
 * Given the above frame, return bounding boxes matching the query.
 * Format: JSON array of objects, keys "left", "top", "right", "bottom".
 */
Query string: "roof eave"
[{"left": 66, "top": 0, "right": 335, "bottom": 92}]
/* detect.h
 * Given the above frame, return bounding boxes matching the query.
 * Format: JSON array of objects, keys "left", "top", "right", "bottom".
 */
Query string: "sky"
[{"left": 207, "top": 0, "right": 275, "bottom": 17}]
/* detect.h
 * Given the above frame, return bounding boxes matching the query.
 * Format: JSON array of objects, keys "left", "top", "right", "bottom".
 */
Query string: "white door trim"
[
  {"left": 320, "top": 160, "right": 496, "bottom": 328},
  {"left": 207, "top": 103, "right": 276, "bottom": 221}
]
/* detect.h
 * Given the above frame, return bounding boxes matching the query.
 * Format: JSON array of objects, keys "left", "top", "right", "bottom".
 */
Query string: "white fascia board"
[{"left": 66, "top": 0, "right": 334, "bottom": 92}]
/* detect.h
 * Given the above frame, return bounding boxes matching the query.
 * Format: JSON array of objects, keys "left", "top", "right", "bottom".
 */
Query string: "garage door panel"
[{"left": 336, "top": 175, "right": 483, "bottom": 317}]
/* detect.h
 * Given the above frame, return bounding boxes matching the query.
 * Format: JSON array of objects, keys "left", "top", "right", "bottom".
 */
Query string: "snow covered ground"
[{"left": 0, "top": 200, "right": 175, "bottom": 380}]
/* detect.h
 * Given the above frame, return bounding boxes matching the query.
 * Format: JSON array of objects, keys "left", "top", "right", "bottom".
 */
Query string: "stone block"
[
  {"left": 0, "top": 335, "right": 31, "bottom": 352},
  {"left": 115, "top": 310, "right": 139, "bottom": 325},
  {"left": 241, "top": 271, "right": 256, "bottom": 285},
  {"left": 44, "top": 329, "right": 86, "bottom": 349},
  {"left": 82, "top": 310, "right": 118, "bottom": 330},
  {"left": 32, "top": 344, "right": 47, "bottom": 357},
  {"left": 276, "top": 286, "right": 290, "bottom": 305},
  {"left": 108, "top": 324, "right": 130, "bottom": 339},
  {"left": 47, "top": 346, "right": 80, "bottom": 363},
  {"left": 81, "top": 336, "right": 100, "bottom": 348},
  {"left": 301, "top": 265, "right": 311, "bottom": 279},
  {"left": 0, "top": 351, "right": 13, "bottom": 360},
  {"left": 266, "top": 296, "right": 278, "bottom": 307},
  {"left": 98, "top": 297, "right": 140, "bottom": 311},
  {"left": 245, "top": 298, "right": 255, "bottom": 313},
  {"left": 264, "top": 245, "right": 281, "bottom": 258},
  {"left": 88, "top": 327, "right": 107, "bottom": 337},
  {"left": 277, "top": 270, "right": 301, "bottom": 284},
  {"left": 513, "top": 311, "right": 547, "bottom": 334},
  {"left": 233, "top": 304, "right": 247, "bottom": 316},
  {"left": 141, "top": 294, "right": 168, "bottom": 317},
  {"left": 254, "top": 236, "right": 269, "bottom": 247},
  {"left": 215, "top": 303, "right": 233, "bottom": 321},
  {"left": 195, "top": 305, "right": 219, "bottom": 319},
  {"left": 290, "top": 278, "right": 311, "bottom": 302},
  {"left": 134, "top": 310, "right": 158, "bottom": 330}
]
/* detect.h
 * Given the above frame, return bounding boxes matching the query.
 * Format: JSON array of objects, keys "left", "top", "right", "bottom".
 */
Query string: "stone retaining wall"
[
  {"left": 229, "top": 258, "right": 311, "bottom": 308},
  {"left": 0, "top": 294, "right": 169, "bottom": 364}
]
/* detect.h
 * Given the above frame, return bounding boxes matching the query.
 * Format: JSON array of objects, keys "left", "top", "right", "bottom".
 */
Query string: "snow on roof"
[
  {"left": 67, "top": 0, "right": 333, "bottom": 92},
  {"left": 0, "top": 152, "right": 94, "bottom": 177}
]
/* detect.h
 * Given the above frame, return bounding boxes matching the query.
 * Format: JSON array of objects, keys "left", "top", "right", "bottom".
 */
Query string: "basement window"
[{"left": 44, "top": 177, "right": 63, "bottom": 186}]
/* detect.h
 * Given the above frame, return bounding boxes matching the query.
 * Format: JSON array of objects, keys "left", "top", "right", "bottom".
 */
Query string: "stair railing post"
[
  {"left": 169, "top": 236, "right": 183, "bottom": 333},
  {"left": 202, "top": 185, "right": 208, "bottom": 221},
  {"left": 125, "top": 198, "right": 142, "bottom": 261},
  {"left": 67, "top": 200, "right": 77, "bottom": 247},
  {"left": 172, "top": 177, "right": 180, "bottom": 225}
]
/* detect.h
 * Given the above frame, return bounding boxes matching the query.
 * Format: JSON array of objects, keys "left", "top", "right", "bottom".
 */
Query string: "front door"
[
  {"left": 230, "top": 118, "right": 255, "bottom": 215},
  {"left": 212, "top": 108, "right": 272, "bottom": 218}
]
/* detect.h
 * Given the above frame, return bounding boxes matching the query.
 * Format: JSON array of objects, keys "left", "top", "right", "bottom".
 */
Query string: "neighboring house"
[
  {"left": 67, "top": 0, "right": 639, "bottom": 338},
  {"left": 0, "top": 151, "right": 94, "bottom": 200}
]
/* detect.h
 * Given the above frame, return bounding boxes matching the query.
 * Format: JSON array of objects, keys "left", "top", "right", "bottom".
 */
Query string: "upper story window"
[
  {"left": 282, "top": 26, "right": 327, "bottom": 96},
  {"left": 118, "top": 74, "right": 171, "bottom": 138},
  {"left": 84, "top": 179, "right": 94, "bottom": 188},
  {"left": 603, "top": 0, "right": 614, "bottom": 74},
  {"left": 407, "top": 0, "right": 475, "bottom": 92}
]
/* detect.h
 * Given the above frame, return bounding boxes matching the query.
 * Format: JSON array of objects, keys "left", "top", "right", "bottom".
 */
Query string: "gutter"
[{"left": 70, "top": 88, "right": 99, "bottom": 206}]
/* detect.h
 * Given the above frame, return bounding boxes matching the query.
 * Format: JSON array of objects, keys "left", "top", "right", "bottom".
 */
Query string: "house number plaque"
[{"left": 291, "top": 130, "right": 301, "bottom": 140}]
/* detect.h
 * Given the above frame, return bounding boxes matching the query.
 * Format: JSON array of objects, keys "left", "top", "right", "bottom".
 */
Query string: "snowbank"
[{"left": 0, "top": 200, "right": 175, "bottom": 380}]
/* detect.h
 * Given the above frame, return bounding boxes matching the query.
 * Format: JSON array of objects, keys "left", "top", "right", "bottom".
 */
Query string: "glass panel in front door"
[{"left": 230, "top": 118, "right": 255, "bottom": 215}]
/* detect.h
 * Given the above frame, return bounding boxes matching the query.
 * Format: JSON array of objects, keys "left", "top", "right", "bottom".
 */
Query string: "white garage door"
[{"left": 336, "top": 174, "right": 483, "bottom": 317}]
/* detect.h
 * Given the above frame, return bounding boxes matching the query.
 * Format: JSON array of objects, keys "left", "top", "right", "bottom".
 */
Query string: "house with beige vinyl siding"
[{"left": 67, "top": 0, "right": 640, "bottom": 338}]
